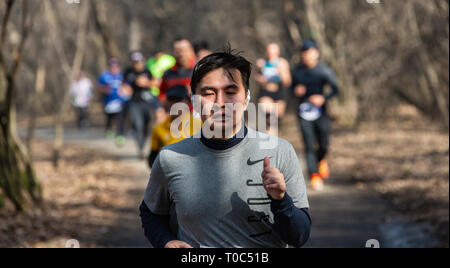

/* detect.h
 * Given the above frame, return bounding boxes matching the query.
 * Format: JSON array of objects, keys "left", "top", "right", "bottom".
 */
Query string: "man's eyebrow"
[
  {"left": 200, "top": 86, "right": 216, "bottom": 92},
  {"left": 224, "top": 84, "right": 239, "bottom": 90},
  {"left": 200, "top": 84, "right": 239, "bottom": 91}
]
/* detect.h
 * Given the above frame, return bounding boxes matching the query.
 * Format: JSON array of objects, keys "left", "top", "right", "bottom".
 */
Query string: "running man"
[
  {"left": 159, "top": 38, "right": 196, "bottom": 103},
  {"left": 123, "top": 51, "right": 165, "bottom": 158},
  {"left": 255, "top": 43, "right": 291, "bottom": 136},
  {"left": 98, "top": 58, "right": 125, "bottom": 140},
  {"left": 140, "top": 48, "right": 311, "bottom": 248},
  {"left": 291, "top": 40, "right": 339, "bottom": 191},
  {"left": 70, "top": 72, "right": 93, "bottom": 130},
  {"left": 147, "top": 85, "right": 202, "bottom": 168}
]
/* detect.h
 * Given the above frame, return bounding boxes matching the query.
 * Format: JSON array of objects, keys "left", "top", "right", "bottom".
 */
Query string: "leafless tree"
[{"left": 0, "top": 0, "right": 42, "bottom": 211}]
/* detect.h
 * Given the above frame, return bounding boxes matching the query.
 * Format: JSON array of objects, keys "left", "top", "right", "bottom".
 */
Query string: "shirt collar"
[{"left": 200, "top": 125, "right": 248, "bottom": 150}]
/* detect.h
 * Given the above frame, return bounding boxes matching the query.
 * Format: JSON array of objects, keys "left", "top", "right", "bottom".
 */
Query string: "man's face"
[
  {"left": 109, "top": 64, "right": 121, "bottom": 74},
  {"left": 194, "top": 68, "right": 248, "bottom": 137},
  {"left": 133, "top": 60, "right": 145, "bottom": 71},
  {"left": 173, "top": 40, "right": 194, "bottom": 67},
  {"left": 301, "top": 48, "right": 320, "bottom": 68}
]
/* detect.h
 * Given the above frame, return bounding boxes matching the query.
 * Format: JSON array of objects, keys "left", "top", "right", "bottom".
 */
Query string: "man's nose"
[{"left": 215, "top": 91, "right": 226, "bottom": 107}]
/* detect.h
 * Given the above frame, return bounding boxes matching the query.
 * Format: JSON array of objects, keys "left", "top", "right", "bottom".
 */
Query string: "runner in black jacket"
[{"left": 291, "top": 40, "right": 339, "bottom": 191}]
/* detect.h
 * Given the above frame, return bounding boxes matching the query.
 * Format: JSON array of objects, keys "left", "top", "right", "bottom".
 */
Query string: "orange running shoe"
[
  {"left": 311, "top": 173, "right": 324, "bottom": 191},
  {"left": 319, "top": 160, "right": 330, "bottom": 180}
]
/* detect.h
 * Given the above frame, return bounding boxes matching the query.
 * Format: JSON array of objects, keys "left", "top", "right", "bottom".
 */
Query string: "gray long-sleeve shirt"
[{"left": 143, "top": 128, "right": 310, "bottom": 248}]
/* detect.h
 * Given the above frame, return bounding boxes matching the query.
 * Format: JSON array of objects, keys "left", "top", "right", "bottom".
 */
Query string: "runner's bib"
[
  {"left": 141, "top": 91, "right": 154, "bottom": 103},
  {"left": 105, "top": 99, "right": 123, "bottom": 114},
  {"left": 299, "top": 102, "right": 322, "bottom": 121}
]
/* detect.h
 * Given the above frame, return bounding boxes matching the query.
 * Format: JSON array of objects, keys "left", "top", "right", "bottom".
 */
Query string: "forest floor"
[{"left": 0, "top": 104, "right": 448, "bottom": 248}]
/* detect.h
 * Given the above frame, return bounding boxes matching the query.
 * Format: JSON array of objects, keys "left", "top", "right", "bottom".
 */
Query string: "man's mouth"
[{"left": 211, "top": 113, "right": 232, "bottom": 122}]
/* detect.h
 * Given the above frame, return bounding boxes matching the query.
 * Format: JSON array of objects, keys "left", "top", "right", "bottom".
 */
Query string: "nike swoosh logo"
[{"left": 247, "top": 157, "right": 272, "bottom": 166}]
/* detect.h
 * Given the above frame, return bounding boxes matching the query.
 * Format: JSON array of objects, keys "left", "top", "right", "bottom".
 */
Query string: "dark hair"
[
  {"left": 193, "top": 40, "right": 210, "bottom": 54},
  {"left": 190, "top": 46, "right": 252, "bottom": 93}
]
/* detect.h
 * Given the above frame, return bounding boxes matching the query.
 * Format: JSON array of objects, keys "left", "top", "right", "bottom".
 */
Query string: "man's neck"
[
  {"left": 305, "top": 61, "right": 319, "bottom": 69},
  {"left": 268, "top": 56, "right": 279, "bottom": 63},
  {"left": 200, "top": 124, "right": 248, "bottom": 151}
]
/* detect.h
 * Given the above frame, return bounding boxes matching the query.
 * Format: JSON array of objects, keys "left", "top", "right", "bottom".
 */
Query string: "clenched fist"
[{"left": 261, "top": 157, "right": 286, "bottom": 200}]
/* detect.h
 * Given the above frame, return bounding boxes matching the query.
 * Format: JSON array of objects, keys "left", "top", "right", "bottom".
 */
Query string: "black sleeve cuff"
[{"left": 268, "top": 193, "right": 295, "bottom": 213}]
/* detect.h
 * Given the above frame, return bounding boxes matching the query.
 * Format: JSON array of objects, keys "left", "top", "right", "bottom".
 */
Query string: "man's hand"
[
  {"left": 294, "top": 85, "right": 307, "bottom": 98},
  {"left": 261, "top": 157, "right": 286, "bottom": 200},
  {"left": 309, "top": 94, "right": 325, "bottom": 107},
  {"left": 119, "top": 84, "right": 133, "bottom": 98},
  {"left": 165, "top": 240, "right": 193, "bottom": 248},
  {"left": 255, "top": 74, "right": 267, "bottom": 86},
  {"left": 136, "top": 75, "right": 151, "bottom": 88}
]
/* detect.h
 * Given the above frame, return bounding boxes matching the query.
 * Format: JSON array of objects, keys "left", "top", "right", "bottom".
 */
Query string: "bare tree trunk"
[
  {"left": 249, "top": 0, "right": 266, "bottom": 55},
  {"left": 282, "top": 0, "right": 303, "bottom": 59},
  {"left": 92, "top": 0, "right": 119, "bottom": 59},
  {"left": 129, "top": 18, "right": 142, "bottom": 52},
  {"left": 44, "top": 1, "right": 90, "bottom": 168},
  {"left": 407, "top": 2, "right": 449, "bottom": 129},
  {"left": 0, "top": 0, "right": 41, "bottom": 211},
  {"left": 26, "top": 52, "right": 46, "bottom": 155}
]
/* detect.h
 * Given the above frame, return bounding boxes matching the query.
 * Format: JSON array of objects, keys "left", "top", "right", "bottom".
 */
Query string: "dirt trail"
[{"left": 279, "top": 114, "right": 388, "bottom": 248}]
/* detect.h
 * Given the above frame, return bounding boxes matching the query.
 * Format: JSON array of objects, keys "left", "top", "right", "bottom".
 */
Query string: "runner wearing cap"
[
  {"left": 291, "top": 40, "right": 339, "bottom": 191},
  {"left": 123, "top": 51, "right": 166, "bottom": 158},
  {"left": 140, "top": 47, "right": 311, "bottom": 248}
]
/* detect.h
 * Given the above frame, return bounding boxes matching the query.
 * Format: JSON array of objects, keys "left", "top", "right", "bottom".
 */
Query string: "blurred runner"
[
  {"left": 291, "top": 40, "right": 339, "bottom": 191},
  {"left": 147, "top": 85, "right": 202, "bottom": 168},
  {"left": 98, "top": 58, "right": 125, "bottom": 140},
  {"left": 255, "top": 43, "right": 291, "bottom": 136},
  {"left": 146, "top": 52, "right": 176, "bottom": 97},
  {"left": 123, "top": 51, "right": 165, "bottom": 158},
  {"left": 70, "top": 72, "right": 93, "bottom": 130},
  {"left": 194, "top": 40, "right": 212, "bottom": 61},
  {"left": 159, "top": 38, "right": 196, "bottom": 103}
]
